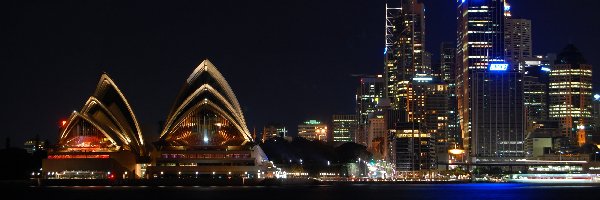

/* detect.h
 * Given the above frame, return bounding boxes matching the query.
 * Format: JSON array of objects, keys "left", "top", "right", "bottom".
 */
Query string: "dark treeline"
[
  {"left": 0, "top": 147, "right": 47, "bottom": 180},
  {"left": 259, "top": 137, "right": 371, "bottom": 175}
]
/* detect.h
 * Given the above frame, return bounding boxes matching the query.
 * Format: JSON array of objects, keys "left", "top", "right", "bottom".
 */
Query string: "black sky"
[{"left": 2, "top": 0, "right": 600, "bottom": 145}]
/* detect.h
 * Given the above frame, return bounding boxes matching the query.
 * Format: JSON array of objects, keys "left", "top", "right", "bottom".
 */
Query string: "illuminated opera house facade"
[
  {"left": 43, "top": 74, "right": 147, "bottom": 179},
  {"left": 147, "top": 59, "right": 271, "bottom": 178},
  {"left": 43, "top": 59, "right": 272, "bottom": 179}
]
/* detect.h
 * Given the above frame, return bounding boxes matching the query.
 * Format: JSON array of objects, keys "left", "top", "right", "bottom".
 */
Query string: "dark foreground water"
[{"left": 8, "top": 183, "right": 600, "bottom": 200}]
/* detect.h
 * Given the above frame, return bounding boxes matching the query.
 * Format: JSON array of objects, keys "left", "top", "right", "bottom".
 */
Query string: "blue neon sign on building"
[{"left": 489, "top": 63, "right": 509, "bottom": 71}]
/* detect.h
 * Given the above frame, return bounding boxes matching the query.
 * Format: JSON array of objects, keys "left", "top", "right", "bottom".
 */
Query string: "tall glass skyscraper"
[
  {"left": 456, "top": 0, "right": 525, "bottom": 162},
  {"left": 440, "top": 42, "right": 461, "bottom": 148},
  {"left": 385, "top": 0, "right": 426, "bottom": 110}
]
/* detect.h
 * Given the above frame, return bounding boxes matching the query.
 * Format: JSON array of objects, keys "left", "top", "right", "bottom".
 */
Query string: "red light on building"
[{"left": 60, "top": 120, "right": 67, "bottom": 127}]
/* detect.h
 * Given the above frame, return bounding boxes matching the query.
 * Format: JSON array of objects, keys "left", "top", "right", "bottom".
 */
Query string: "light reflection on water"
[{"left": 13, "top": 183, "right": 600, "bottom": 200}]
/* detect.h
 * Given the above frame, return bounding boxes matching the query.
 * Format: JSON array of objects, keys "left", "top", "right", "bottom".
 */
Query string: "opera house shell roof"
[
  {"left": 158, "top": 59, "right": 252, "bottom": 147},
  {"left": 58, "top": 74, "right": 146, "bottom": 156}
]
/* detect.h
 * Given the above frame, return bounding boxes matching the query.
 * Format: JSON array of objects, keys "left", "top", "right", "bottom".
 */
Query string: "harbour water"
[{"left": 8, "top": 183, "right": 600, "bottom": 200}]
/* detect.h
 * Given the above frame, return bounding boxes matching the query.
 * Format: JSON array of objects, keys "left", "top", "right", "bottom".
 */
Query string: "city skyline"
[{"left": 3, "top": 0, "right": 600, "bottom": 145}]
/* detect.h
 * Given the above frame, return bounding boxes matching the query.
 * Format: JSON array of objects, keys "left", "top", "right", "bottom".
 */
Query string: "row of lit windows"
[
  {"left": 549, "top": 92, "right": 592, "bottom": 95},
  {"left": 160, "top": 153, "right": 251, "bottom": 159},
  {"left": 48, "top": 154, "right": 110, "bottom": 159}
]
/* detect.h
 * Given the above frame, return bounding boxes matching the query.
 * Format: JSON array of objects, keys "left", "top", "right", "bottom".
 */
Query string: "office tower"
[
  {"left": 298, "top": 120, "right": 328, "bottom": 142},
  {"left": 440, "top": 43, "right": 456, "bottom": 83},
  {"left": 457, "top": 0, "right": 525, "bottom": 161},
  {"left": 356, "top": 75, "right": 385, "bottom": 145},
  {"left": 549, "top": 45, "right": 593, "bottom": 147},
  {"left": 332, "top": 115, "right": 358, "bottom": 142},
  {"left": 261, "top": 123, "right": 287, "bottom": 142},
  {"left": 385, "top": 0, "right": 427, "bottom": 110},
  {"left": 505, "top": 18, "right": 532, "bottom": 68},
  {"left": 392, "top": 77, "right": 448, "bottom": 171},
  {"left": 522, "top": 55, "right": 554, "bottom": 134},
  {"left": 440, "top": 42, "right": 461, "bottom": 147},
  {"left": 393, "top": 121, "right": 435, "bottom": 171}
]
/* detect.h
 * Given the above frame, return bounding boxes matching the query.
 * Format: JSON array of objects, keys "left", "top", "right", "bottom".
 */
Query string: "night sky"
[{"left": 3, "top": 0, "right": 600, "bottom": 146}]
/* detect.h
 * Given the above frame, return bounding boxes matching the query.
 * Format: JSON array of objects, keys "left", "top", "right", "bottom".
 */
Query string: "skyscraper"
[
  {"left": 456, "top": 0, "right": 525, "bottom": 161},
  {"left": 549, "top": 45, "right": 593, "bottom": 147},
  {"left": 522, "top": 55, "right": 554, "bottom": 134},
  {"left": 391, "top": 77, "right": 448, "bottom": 171},
  {"left": 332, "top": 115, "right": 358, "bottom": 142},
  {"left": 356, "top": 75, "right": 385, "bottom": 145},
  {"left": 440, "top": 43, "right": 456, "bottom": 83},
  {"left": 505, "top": 18, "right": 532, "bottom": 68},
  {"left": 385, "top": 0, "right": 427, "bottom": 110},
  {"left": 440, "top": 42, "right": 461, "bottom": 147}
]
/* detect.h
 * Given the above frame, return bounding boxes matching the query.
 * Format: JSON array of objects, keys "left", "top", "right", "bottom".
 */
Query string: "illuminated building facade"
[
  {"left": 385, "top": 0, "right": 427, "bottom": 110},
  {"left": 523, "top": 55, "right": 554, "bottom": 134},
  {"left": 148, "top": 59, "right": 271, "bottom": 178},
  {"left": 43, "top": 74, "right": 147, "bottom": 179},
  {"left": 332, "top": 115, "right": 358, "bottom": 142},
  {"left": 549, "top": 45, "right": 593, "bottom": 146},
  {"left": 391, "top": 122, "right": 435, "bottom": 171},
  {"left": 24, "top": 138, "right": 46, "bottom": 154},
  {"left": 367, "top": 112, "right": 386, "bottom": 156},
  {"left": 440, "top": 43, "right": 456, "bottom": 83},
  {"left": 440, "top": 42, "right": 461, "bottom": 147},
  {"left": 457, "top": 0, "right": 525, "bottom": 161},
  {"left": 298, "top": 120, "right": 328, "bottom": 142},
  {"left": 261, "top": 123, "right": 287, "bottom": 142},
  {"left": 389, "top": 77, "right": 448, "bottom": 171},
  {"left": 356, "top": 75, "right": 385, "bottom": 145},
  {"left": 505, "top": 18, "right": 532, "bottom": 68}
]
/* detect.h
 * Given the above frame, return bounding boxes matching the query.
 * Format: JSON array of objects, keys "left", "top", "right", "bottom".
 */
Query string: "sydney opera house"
[
  {"left": 43, "top": 59, "right": 272, "bottom": 179},
  {"left": 146, "top": 59, "right": 272, "bottom": 178},
  {"left": 43, "top": 74, "right": 147, "bottom": 179}
]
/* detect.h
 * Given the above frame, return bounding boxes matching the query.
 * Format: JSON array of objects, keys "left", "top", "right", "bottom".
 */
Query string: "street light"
[{"left": 559, "top": 151, "right": 564, "bottom": 161}]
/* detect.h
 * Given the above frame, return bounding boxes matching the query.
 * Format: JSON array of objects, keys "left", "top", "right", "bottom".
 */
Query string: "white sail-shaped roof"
[
  {"left": 59, "top": 74, "right": 146, "bottom": 156},
  {"left": 160, "top": 59, "right": 252, "bottom": 144}
]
